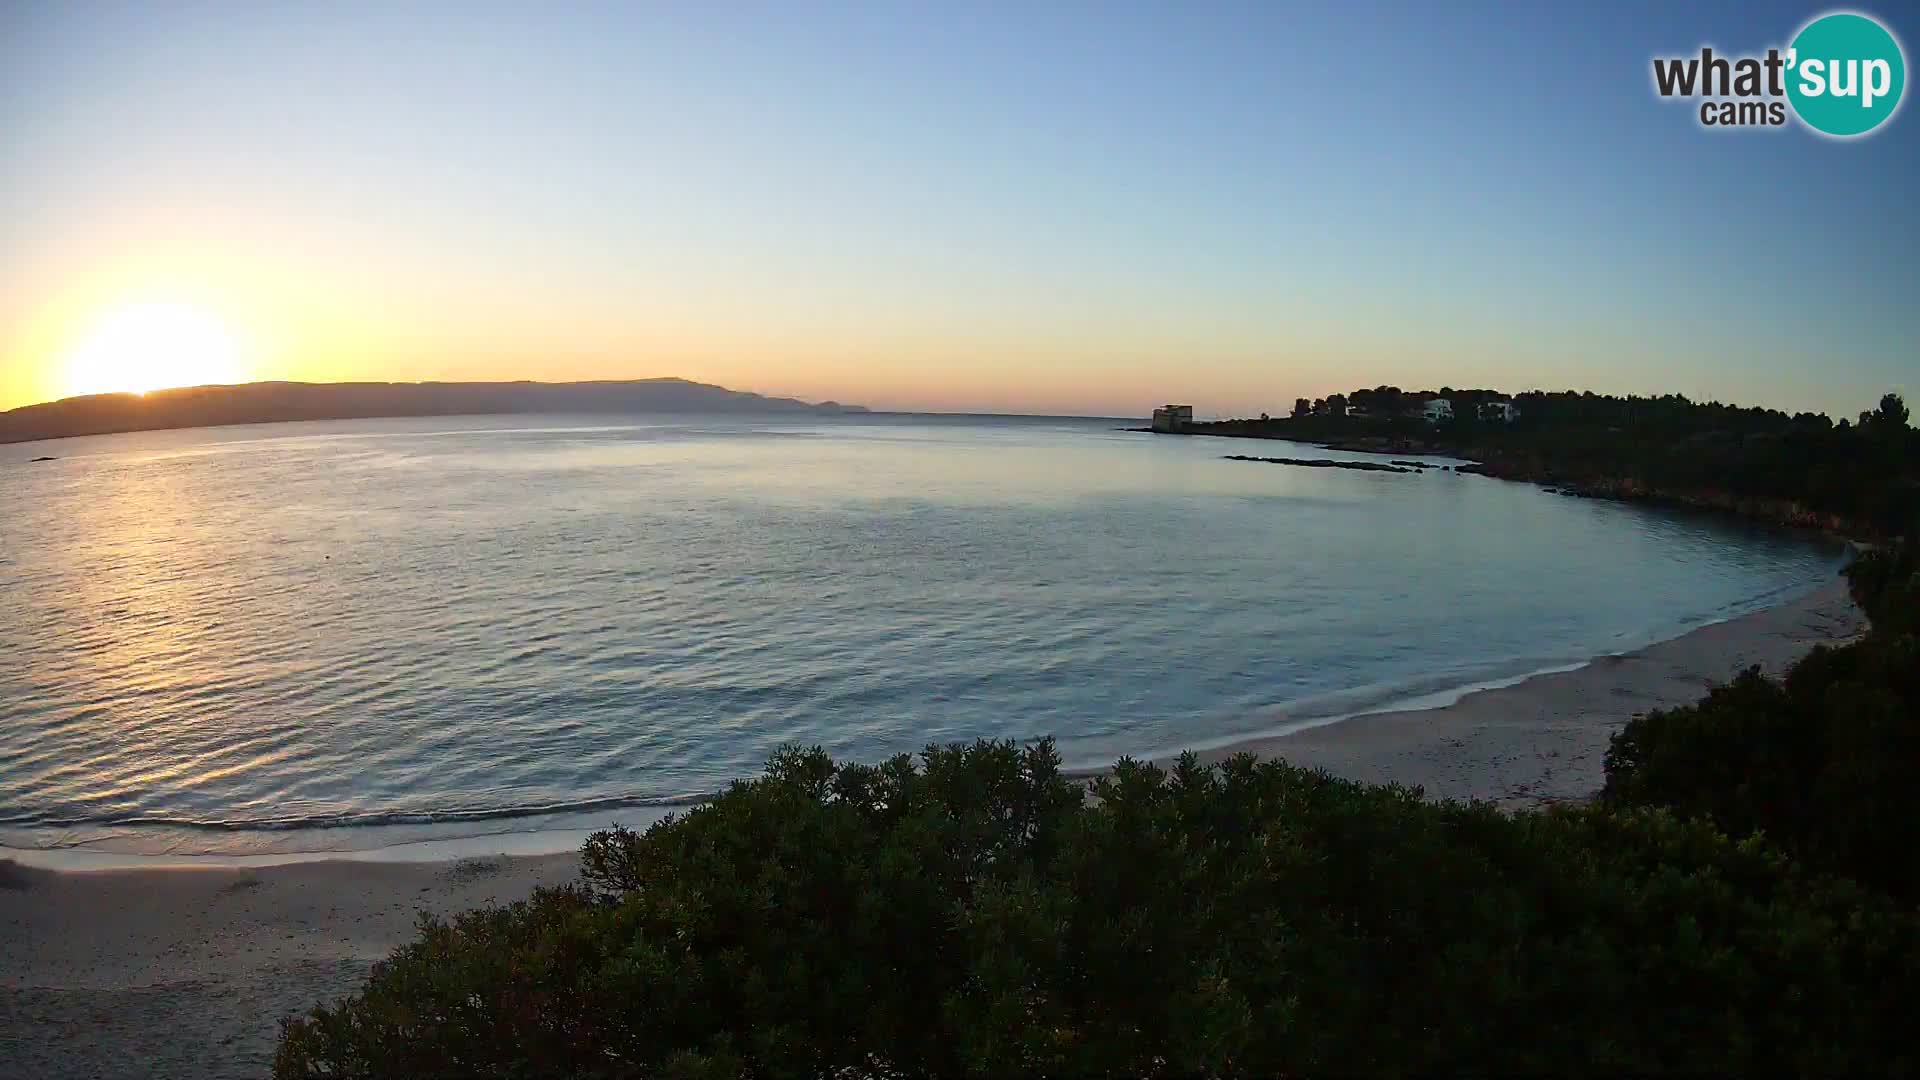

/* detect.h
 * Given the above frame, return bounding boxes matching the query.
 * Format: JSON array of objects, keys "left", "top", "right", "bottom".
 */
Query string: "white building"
[
  {"left": 1421, "top": 398, "right": 1454, "bottom": 423},
  {"left": 1151, "top": 404, "right": 1194, "bottom": 432},
  {"left": 1479, "top": 401, "right": 1520, "bottom": 423}
]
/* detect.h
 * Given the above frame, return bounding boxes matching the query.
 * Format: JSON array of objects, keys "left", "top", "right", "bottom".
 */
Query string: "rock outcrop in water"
[{"left": 1223, "top": 455, "right": 1414, "bottom": 473}]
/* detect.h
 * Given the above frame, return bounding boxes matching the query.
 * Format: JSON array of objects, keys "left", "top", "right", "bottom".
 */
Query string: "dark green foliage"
[
  {"left": 277, "top": 741, "right": 1919, "bottom": 1078},
  {"left": 1605, "top": 542, "right": 1920, "bottom": 897},
  {"left": 1198, "top": 390, "right": 1920, "bottom": 537},
  {"left": 1846, "top": 540, "right": 1920, "bottom": 636},
  {"left": 1865, "top": 393, "right": 1912, "bottom": 436},
  {"left": 1602, "top": 636, "right": 1920, "bottom": 896}
]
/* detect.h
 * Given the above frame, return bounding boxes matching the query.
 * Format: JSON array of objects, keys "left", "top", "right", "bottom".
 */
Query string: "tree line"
[{"left": 1207, "top": 389, "right": 1918, "bottom": 538}]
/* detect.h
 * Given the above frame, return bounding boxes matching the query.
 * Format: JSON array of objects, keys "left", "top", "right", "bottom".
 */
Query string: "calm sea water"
[{"left": 0, "top": 414, "right": 1841, "bottom": 856}]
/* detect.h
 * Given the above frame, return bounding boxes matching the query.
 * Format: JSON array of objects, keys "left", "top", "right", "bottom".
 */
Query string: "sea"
[{"left": 0, "top": 413, "right": 1844, "bottom": 860}]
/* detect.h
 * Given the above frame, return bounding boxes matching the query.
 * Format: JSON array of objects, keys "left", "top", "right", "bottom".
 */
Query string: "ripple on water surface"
[{"left": 0, "top": 415, "right": 1843, "bottom": 854}]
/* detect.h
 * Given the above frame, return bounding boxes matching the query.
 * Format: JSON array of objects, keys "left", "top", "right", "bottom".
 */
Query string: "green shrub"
[
  {"left": 1846, "top": 541, "right": 1919, "bottom": 636},
  {"left": 1604, "top": 543, "right": 1920, "bottom": 898},
  {"left": 277, "top": 741, "right": 1919, "bottom": 1078}
]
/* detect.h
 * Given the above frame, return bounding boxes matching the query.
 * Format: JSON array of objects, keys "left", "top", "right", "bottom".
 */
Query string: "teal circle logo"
[{"left": 1787, "top": 12, "right": 1906, "bottom": 136}]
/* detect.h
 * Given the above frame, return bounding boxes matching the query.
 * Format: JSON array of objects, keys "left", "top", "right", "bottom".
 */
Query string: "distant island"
[{"left": 0, "top": 378, "right": 869, "bottom": 445}]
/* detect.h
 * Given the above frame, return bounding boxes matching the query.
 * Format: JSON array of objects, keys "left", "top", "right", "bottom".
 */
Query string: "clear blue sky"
[{"left": 3, "top": 1, "right": 1914, "bottom": 417}]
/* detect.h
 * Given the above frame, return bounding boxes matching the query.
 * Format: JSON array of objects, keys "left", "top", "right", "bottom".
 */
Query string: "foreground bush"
[
  {"left": 1845, "top": 540, "right": 1920, "bottom": 637},
  {"left": 277, "top": 741, "right": 1918, "bottom": 1078},
  {"left": 1604, "top": 543, "right": 1920, "bottom": 898}
]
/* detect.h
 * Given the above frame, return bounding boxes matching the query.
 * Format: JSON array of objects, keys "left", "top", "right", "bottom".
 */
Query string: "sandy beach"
[
  {"left": 0, "top": 576, "right": 1866, "bottom": 1079},
  {"left": 1182, "top": 576, "right": 1858, "bottom": 803},
  {"left": 1, "top": 854, "right": 581, "bottom": 1079},
  {"left": 1190, "top": 575, "right": 1867, "bottom": 807}
]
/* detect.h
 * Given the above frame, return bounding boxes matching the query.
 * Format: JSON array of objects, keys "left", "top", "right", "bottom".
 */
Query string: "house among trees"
[
  {"left": 1479, "top": 400, "right": 1520, "bottom": 423},
  {"left": 1419, "top": 397, "right": 1453, "bottom": 423},
  {"left": 1151, "top": 404, "right": 1194, "bottom": 432}
]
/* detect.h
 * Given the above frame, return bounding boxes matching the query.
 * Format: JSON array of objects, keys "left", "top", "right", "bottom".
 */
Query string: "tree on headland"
[
  {"left": 1200, "top": 389, "right": 1920, "bottom": 538},
  {"left": 1863, "top": 392, "right": 1910, "bottom": 434}
]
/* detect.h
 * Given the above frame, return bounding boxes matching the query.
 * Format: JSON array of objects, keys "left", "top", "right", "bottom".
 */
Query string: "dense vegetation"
[
  {"left": 1203, "top": 390, "right": 1919, "bottom": 537},
  {"left": 1604, "top": 541, "right": 1920, "bottom": 899},
  {"left": 279, "top": 739, "right": 1920, "bottom": 1076},
  {"left": 276, "top": 390, "right": 1920, "bottom": 1078}
]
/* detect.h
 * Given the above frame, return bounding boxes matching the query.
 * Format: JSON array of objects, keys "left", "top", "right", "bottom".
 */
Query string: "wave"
[
  {"left": 11, "top": 577, "right": 1832, "bottom": 848},
  {"left": 0, "top": 790, "right": 715, "bottom": 835}
]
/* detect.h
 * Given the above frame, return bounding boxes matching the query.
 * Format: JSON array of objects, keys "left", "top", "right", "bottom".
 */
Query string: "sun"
[{"left": 62, "top": 302, "right": 253, "bottom": 398}]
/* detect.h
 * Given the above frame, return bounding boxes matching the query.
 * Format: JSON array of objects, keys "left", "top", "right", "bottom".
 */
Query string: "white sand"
[
  {"left": 1184, "top": 577, "right": 1866, "bottom": 806},
  {"left": 0, "top": 576, "right": 1866, "bottom": 1078},
  {"left": 0, "top": 854, "right": 579, "bottom": 1079}
]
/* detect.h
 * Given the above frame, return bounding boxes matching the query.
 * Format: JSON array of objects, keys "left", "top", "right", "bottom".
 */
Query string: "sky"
[{"left": 3, "top": 1, "right": 1915, "bottom": 419}]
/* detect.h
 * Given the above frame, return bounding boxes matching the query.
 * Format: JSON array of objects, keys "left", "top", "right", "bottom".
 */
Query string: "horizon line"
[{"left": 5, "top": 375, "right": 1887, "bottom": 425}]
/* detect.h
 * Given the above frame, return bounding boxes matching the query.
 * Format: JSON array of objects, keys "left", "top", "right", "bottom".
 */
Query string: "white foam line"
[
  {"left": 6, "top": 571, "right": 1841, "bottom": 869},
  {"left": 1070, "top": 572, "right": 1837, "bottom": 772},
  {"left": 0, "top": 818, "right": 665, "bottom": 872}
]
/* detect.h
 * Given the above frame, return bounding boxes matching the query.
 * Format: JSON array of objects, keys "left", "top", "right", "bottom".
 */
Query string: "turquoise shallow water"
[{"left": 0, "top": 414, "right": 1842, "bottom": 855}]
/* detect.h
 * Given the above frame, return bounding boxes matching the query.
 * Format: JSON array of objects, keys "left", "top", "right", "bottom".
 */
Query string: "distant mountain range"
[{"left": 0, "top": 379, "right": 869, "bottom": 445}]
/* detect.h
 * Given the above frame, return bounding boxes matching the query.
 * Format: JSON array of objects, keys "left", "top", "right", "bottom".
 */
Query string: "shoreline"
[
  {"left": 0, "top": 574, "right": 1867, "bottom": 1079},
  {"left": 3, "top": 567, "right": 1856, "bottom": 870},
  {"left": 1112, "top": 571, "right": 1842, "bottom": 771},
  {"left": 1176, "top": 574, "right": 1863, "bottom": 807},
  {"left": 1143, "top": 425, "right": 1876, "bottom": 542}
]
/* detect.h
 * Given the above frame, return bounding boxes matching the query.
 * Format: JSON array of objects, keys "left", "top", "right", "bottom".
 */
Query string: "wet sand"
[{"left": 0, "top": 576, "right": 1866, "bottom": 1078}]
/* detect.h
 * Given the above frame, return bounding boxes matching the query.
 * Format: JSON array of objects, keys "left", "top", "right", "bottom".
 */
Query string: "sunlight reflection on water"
[{"left": 0, "top": 414, "right": 1842, "bottom": 854}]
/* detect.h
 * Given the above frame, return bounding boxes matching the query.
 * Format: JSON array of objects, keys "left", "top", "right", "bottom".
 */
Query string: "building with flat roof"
[{"left": 1151, "top": 404, "right": 1193, "bottom": 432}]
